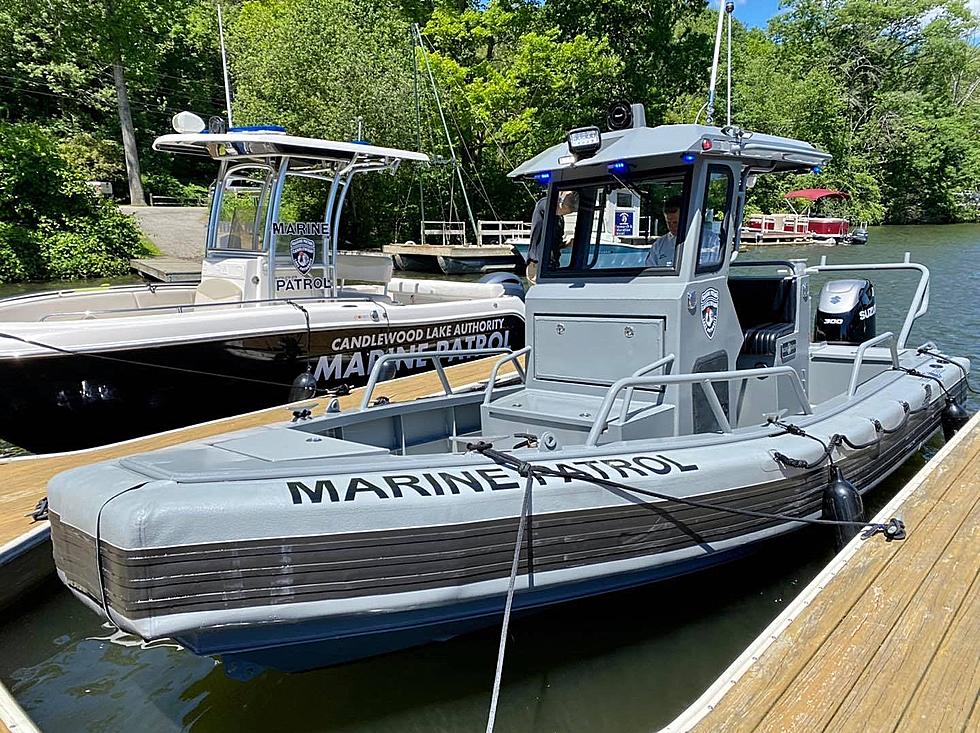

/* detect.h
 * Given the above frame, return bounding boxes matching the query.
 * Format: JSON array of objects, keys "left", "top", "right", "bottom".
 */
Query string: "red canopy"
[{"left": 783, "top": 188, "right": 849, "bottom": 201}]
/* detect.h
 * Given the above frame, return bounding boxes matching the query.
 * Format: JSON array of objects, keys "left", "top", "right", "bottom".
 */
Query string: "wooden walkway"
[
  {"left": 665, "top": 410, "right": 980, "bottom": 733},
  {"left": 0, "top": 355, "right": 515, "bottom": 579}
]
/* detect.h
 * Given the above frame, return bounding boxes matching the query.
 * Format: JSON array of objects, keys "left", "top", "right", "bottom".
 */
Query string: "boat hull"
[
  {"left": 47, "top": 368, "right": 962, "bottom": 673},
  {"left": 0, "top": 313, "right": 524, "bottom": 453}
]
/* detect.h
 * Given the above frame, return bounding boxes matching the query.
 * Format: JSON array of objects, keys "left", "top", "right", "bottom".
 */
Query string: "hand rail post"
[
  {"left": 483, "top": 346, "right": 531, "bottom": 406},
  {"left": 360, "top": 347, "right": 511, "bottom": 409},
  {"left": 846, "top": 331, "right": 898, "bottom": 399},
  {"left": 585, "top": 366, "right": 811, "bottom": 446},
  {"left": 619, "top": 353, "right": 676, "bottom": 422}
]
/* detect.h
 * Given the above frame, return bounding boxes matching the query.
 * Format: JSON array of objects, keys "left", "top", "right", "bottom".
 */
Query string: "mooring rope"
[
  {"left": 485, "top": 467, "right": 534, "bottom": 733},
  {"left": 916, "top": 347, "right": 979, "bottom": 394}
]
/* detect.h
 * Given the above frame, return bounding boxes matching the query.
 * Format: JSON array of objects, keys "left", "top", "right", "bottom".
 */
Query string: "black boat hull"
[{"left": 0, "top": 315, "right": 524, "bottom": 453}]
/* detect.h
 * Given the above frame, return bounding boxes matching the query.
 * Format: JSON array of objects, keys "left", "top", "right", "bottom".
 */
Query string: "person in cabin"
[
  {"left": 526, "top": 190, "right": 579, "bottom": 283},
  {"left": 644, "top": 195, "right": 682, "bottom": 268}
]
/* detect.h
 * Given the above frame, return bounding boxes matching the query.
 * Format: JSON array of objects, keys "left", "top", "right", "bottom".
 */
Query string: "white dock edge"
[
  {"left": 0, "top": 678, "right": 40, "bottom": 733},
  {"left": 660, "top": 409, "right": 980, "bottom": 733}
]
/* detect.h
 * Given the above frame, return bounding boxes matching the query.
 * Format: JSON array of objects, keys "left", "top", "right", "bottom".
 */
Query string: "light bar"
[
  {"left": 608, "top": 161, "right": 629, "bottom": 174},
  {"left": 567, "top": 126, "right": 602, "bottom": 158},
  {"left": 534, "top": 171, "right": 552, "bottom": 184}
]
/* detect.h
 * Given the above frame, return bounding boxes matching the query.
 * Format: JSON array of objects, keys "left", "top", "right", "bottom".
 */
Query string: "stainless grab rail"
[
  {"left": 808, "top": 253, "right": 929, "bottom": 349},
  {"left": 619, "top": 353, "right": 676, "bottom": 422},
  {"left": 586, "top": 365, "right": 812, "bottom": 446},
  {"left": 361, "top": 348, "right": 512, "bottom": 410},
  {"left": 846, "top": 331, "right": 899, "bottom": 399},
  {"left": 482, "top": 347, "right": 531, "bottom": 406}
]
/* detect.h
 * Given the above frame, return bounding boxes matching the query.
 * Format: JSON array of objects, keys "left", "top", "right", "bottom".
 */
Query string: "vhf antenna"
[
  {"left": 706, "top": 1, "right": 735, "bottom": 126},
  {"left": 216, "top": 2, "right": 234, "bottom": 128}
]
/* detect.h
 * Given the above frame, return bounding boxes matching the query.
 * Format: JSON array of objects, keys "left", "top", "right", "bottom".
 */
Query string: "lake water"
[{"left": 1, "top": 225, "right": 978, "bottom": 732}]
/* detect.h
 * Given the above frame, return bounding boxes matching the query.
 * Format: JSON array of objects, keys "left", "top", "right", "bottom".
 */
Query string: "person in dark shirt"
[{"left": 526, "top": 190, "right": 578, "bottom": 282}]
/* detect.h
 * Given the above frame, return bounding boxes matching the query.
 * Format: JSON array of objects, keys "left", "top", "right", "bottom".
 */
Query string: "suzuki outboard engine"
[{"left": 814, "top": 279, "right": 876, "bottom": 344}]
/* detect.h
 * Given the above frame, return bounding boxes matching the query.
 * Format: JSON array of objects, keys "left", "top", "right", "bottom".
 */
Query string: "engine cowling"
[{"left": 814, "top": 278, "right": 876, "bottom": 344}]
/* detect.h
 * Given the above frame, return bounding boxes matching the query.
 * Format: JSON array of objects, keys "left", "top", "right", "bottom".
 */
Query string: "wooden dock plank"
[
  {"left": 0, "top": 355, "right": 517, "bottom": 549},
  {"left": 824, "top": 485, "right": 980, "bottom": 732},
  {"left": 895, "top": 569, "right": 980, "bottom": 732},
  {"left": 685, "top": 418, "right": 980, "bottom": 733},
  {"left": 755, "top": 452, "right": 980, "bottom": 731}
]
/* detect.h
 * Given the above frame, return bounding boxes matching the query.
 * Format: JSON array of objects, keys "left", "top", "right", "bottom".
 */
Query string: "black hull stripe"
[{"left": 52, "top": 404, "right": 943, "bottom": 619}]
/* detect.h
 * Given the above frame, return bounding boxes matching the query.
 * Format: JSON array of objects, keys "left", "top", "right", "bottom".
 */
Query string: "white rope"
[{"left": 485, "top": 470, "right": 533, "bottom": 733}]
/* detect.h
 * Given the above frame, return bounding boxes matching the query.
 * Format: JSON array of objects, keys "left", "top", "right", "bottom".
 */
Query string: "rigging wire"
[{"left": 415, "top": 31, "right": 537, "bottom": 205}]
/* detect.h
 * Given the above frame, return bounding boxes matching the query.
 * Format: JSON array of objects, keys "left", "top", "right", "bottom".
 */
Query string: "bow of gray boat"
[{"left": 46, "top": 107, "right": 972, "bottom": 676}]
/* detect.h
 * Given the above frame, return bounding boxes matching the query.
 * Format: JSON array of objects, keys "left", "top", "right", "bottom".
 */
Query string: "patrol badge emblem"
[
  {"left": 700, "top": 287, "right": 719, "bottom": 340},
  {"left": 290, "top": 237, "right": 316, "bottom": 275}
]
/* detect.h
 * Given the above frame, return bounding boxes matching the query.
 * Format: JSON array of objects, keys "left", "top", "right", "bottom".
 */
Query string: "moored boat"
[
  {"left": 743, "top": 188, "right": 869, "bottom": 245},
  {"left": 0, "top": 123, "right": 524, "bottom": 453},
  {"left": 47, "top": 106, "right": 970, "bottom": 677}
]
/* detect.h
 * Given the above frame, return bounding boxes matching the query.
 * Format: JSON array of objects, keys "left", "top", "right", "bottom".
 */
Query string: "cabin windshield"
[
  {"left": 272, "top": 172, "right": 334, "bottom": 272},
  {"left": 213, "top": 166, "right": 273, "bottom": 252},
  {"left": 539, "top": 170, "right": 690, "bottom": 278}
]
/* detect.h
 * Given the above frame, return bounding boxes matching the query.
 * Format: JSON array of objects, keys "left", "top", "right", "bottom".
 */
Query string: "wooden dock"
[
  {"left": 0, "top": 355, "right": 517, "bottom": 608},
  {"left": 129, "top": 256, "right": 201, "bottom": 282},
  {"left": 665, "top": 409, "right": 980, "bottom": 733}
]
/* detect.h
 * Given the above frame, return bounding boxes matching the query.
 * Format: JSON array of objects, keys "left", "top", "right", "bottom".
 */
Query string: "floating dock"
[
  {"left": 664, "top": 409, "right": 980, "bottom": 732},
  {"left": 0, "top": 355, "right": 518, "bottom": 611},
  {"left": 129, "top": 256, "right": 202, "bottom": 282}
]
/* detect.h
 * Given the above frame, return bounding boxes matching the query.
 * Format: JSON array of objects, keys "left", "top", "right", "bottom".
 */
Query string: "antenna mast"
[
  {"left": 216, "top": 2, "right": 234, "bottom": 128},
  {"left": 726, "top": 1, "right": 733, "bottom": 126},
  {"left": 705, "top": 1, "right": 735, "bottom": 126}
]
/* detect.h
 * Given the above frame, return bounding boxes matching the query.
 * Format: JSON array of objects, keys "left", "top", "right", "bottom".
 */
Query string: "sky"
[
  {"left": 731, "top": 0, "right": 783, "bottom": 29},
  {"left": 730, "top": 0, "right": 980, "bottom": 29}
]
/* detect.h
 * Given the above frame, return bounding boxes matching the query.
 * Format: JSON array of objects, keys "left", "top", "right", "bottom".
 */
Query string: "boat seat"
[
  {"left": 193, "top": 277, "right": 243, "bottom": 306},
  {"left": 741, "top": 322, "right": 794, "bottom": 355}
]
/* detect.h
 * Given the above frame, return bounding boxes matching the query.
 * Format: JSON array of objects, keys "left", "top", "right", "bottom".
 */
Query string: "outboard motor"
[
  {"left": 480, "top": 272, "right": 526, "bottom": 300},
  {"left": 814, "top": 279, "right": 876, "bottom": 344}
]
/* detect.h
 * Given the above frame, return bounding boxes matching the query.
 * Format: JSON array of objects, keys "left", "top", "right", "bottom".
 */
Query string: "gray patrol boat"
[{"left": 47, "top": 106, "right": 971, "bottom": 676}]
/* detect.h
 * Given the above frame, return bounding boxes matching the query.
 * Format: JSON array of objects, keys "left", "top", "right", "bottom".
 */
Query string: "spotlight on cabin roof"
[
  {"left": 171, "top": 111, "right": 206, "bottom": 134},
  {"left": 567, "top": 126, "right": 602, "bottom": 159}
]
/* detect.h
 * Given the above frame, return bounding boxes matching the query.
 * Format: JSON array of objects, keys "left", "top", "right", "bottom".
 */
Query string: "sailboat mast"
[{"left": 414, "top": 24, "right": 478, "bottom": 244}]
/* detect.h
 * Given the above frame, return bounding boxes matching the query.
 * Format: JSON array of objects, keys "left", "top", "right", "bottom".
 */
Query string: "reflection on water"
[{"left": 0, "top": 225, "right": 978, "bottom": 732}]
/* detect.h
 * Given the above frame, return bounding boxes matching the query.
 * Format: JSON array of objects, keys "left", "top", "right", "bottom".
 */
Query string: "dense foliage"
[
  {"left": 0, "top": 123, "right": 146, "bottom": 281},
  {"left": 1, "top": 0, "right": 979, "bottom": 275}
]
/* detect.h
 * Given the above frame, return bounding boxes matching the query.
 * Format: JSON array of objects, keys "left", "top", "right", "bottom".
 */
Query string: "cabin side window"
[
  {"left": 538, "top": 172, "right": 690, "bottom": 277},
  {"left": 214, "top": 166, "right": 272, "bottom": 252},
  {"left": 696, "top": 166, "right": 734, "bottom": 274}
]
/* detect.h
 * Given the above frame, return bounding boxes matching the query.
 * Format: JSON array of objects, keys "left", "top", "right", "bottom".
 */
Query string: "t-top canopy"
[
  {"left": 783, "top": 188, "right": 849, "bottom": 201},
  {"left": 509, "top": 124, "right": 830, "bottom": 180},
  {"left": 152, "top": 132, "right": 429, "bottom": 165}
]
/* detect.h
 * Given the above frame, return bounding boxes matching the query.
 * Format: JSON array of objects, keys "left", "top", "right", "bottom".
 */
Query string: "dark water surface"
[{"left": 1, "top": 225, "right": 978, "bottom": 732}]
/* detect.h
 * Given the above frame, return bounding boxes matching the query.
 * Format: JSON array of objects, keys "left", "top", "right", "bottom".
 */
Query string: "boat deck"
[
  {"left": 0, "top": 355, "right": 516, "bottom": 592},
  {"left": 666, "top": 410, "right": 980, "bottom": 732}
]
